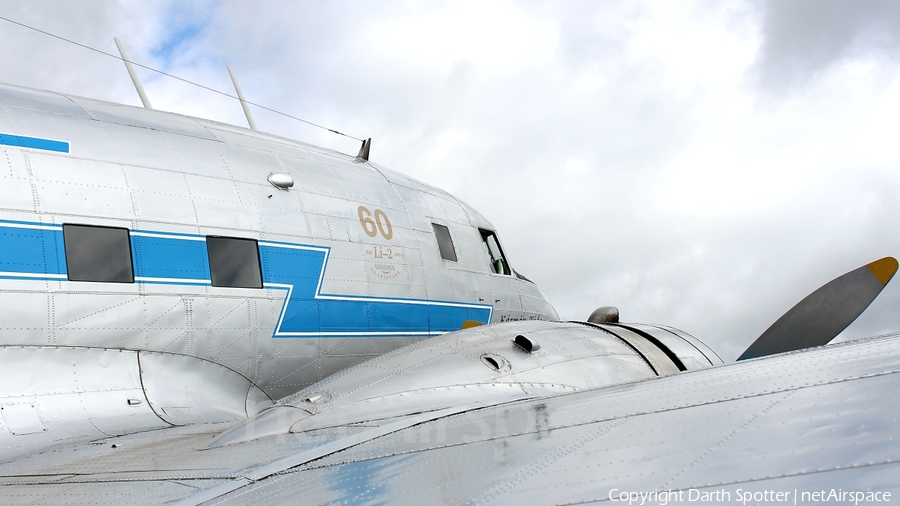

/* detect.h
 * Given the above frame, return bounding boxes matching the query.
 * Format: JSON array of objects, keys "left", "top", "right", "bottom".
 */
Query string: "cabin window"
[
  {"left": 479, "top": 229, "right": 511, "bottom": 275},
  {"left": 431, "top": 223, "right": 458, "bottom": 262},
  {"left": 206, "top": 236, "right": 263, "bottom": 288},
  {"left": 63, "top": 224, "right": 134, "bottom": 283}
]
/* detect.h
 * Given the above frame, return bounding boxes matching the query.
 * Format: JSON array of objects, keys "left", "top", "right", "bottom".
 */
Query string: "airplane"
[{"left": 0, "top": 63, "right": 898, "bottom": 504}]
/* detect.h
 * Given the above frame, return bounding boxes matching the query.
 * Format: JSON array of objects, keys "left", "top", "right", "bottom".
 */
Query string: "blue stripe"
[
  {"left": 0, "top": 227, "right": 66, "bottom": 275},
  {"left": 131, "top": 234, "right": 210, "bottom": 281},
  {"left": 0, "top": 133, "right": 69, "bottom": 153},
  {"left": 260, "top": 244, "right": 492, "bottom": 337},
  {"left": 0, "top": 220, "right": 494, "bottom": 337}
]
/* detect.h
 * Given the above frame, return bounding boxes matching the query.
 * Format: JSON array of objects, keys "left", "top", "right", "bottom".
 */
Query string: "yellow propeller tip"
[{"left": 866, "top": 256, "right": 898, "bottom": 286}]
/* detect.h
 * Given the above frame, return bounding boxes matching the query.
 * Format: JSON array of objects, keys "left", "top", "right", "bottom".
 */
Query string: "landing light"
[{"left": 267, "top": 172, "right": 294, "bottom": 190}]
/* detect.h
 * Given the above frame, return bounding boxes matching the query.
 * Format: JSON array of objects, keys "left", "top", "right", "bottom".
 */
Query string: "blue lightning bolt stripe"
[{"left": 258, "top": 240, "right": 492, "bottom": 337}]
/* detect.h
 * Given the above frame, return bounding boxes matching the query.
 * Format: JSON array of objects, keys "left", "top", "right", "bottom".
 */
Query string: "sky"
[{"left": 0, "top": 0, "right": 897, "bottom": 360}]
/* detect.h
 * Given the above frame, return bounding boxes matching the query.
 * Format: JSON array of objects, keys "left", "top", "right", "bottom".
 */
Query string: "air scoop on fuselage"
[{"left": 209, "top": 319, "right": 721, "bottom": 447}]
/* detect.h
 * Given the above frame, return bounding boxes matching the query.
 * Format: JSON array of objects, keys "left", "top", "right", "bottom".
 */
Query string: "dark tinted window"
[
  {"left": 431, "top": 223, "right": 458, "bottom": 262},
  {"left": 207, "top": 236, "right": 263, "bottom": 288},
  {"left": 63, "top": 224, "right": 134, "bottom": 283}
]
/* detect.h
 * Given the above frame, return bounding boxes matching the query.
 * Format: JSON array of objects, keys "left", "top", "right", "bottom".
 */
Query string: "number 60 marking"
[{"left": 358, "top": 206, "right": 393, "bottom": 240}]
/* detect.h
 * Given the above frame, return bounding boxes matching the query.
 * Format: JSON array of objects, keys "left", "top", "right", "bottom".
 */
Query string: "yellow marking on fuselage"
[{"left": 462, "top": 320, "right": 483, "bottom": 329}]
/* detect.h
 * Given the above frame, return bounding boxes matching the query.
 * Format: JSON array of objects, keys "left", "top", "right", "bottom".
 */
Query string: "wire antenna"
[{"left": 0, "top": 15, "right": 363, "bottom": 142}]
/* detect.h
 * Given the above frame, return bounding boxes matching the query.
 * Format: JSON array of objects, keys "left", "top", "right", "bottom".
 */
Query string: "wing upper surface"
[{"left": 1, "top": 332, "right": 898, "bottom": 504}]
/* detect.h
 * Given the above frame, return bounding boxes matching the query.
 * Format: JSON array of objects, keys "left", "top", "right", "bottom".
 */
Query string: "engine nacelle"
[{"left": 211, "top": 319, "right": 724, "bottom": 446}]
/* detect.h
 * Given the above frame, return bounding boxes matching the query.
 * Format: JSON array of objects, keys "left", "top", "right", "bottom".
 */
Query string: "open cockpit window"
[
  {"left": 63, "top": 224, "right": 134, "bottom": 283},
  {"left": 431, "top": 223, "right": 458, "bottom": 262},
  {"left": 206, "top": 236, "right": 263, "bottom": 288},
  {"left": 479, "top": 229, "right": 511, "bottom": 275}
]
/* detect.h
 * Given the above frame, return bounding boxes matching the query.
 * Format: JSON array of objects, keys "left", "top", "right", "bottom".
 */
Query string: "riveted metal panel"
[
  {"left": 0, "top": 346, "right": 166, "bottom": 464},
  {"left": 520, "top": 290, "right": 558, "bottom": 320},
  {"left": 0, "top": 405, "right": 45, "bottom": 435},
  {"left": 27, "top": 151, "right": 126, "bottom": 189},
  {"left": 276, "top": 156, "right": 341, "bottom": 192},
  {"left": 222, "top": 143, "right": 283, "bottom": 177},
  {"left": 76, "top": 97, "right": 218, "bottom": 141},
  {"left": 388, "top": 185, "right": 432, "bottom": 232},
  {"left": 157, "top": 130, "right": 231, "bottom": 178},
  {"left": 488, "top": 275, "right": 524, "bottom": 316},
  {"left": 419, "top": 191, "right": 471, "bottom": 226},
  {"left": 303, "top": 212, "right": 331, "bottom": 241},
  {"left": 299, "top": 191, "right": 355, "bottom": 220},
  {"left": 139, "top": 352, "right": 272, "bottom": 425},
  {"left": 0, "top": 292, "right": 49, "bottom": 346},
  {"left": 207, "top": 126, "right": 347, "bottom": 169},
  {"left": 29, "top": 153, "right": 135, "bottom": 219},
  {"left": 237, "top": 321, "right": 658, "bottom": 434},
  {"left": 377, "top": 164, "right": 459, "bottom": 203},
  {"left": 0, "top": 150, "right": 35, "bottom": 212},
  {"left": 625, "top": 323, "right": 714, "bottom": 370},
  {"left": 0, "top": 84, "right": 93, "bottom": 119},
  {"left": 242, "top": 183, "right": 309, "bottom": 239},
  {"left": 123, "top": 165, "right": 197, "bottom": 226},
  {"left": 53, "top": 293, "right": 144, "bottom": 347},
  {"left": 183, "top": 174, "right": 258, "bottom": 232},
  {"left": 451, "top": 223, "right": 492, "bottom": 273},
  {"left": 5, "top": 114, "right": 114, "bottom": 164},
  {"left": 595, "top": 323, "right": 681, "bottom": 375},
  {"left": 653, "top": 323, "right": 726, "bottom": 365}
]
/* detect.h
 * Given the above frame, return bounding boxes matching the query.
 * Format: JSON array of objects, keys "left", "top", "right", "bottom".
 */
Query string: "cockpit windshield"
[{"left": 479, "top": 229, "right": 511, "bottom": 275}]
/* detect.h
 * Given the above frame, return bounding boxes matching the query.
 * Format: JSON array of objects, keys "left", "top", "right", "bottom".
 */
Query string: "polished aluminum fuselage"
[
  {"left": 0, "top": 83, "right": 558, "bottom": 459},
  {"left": 0, "top": 83, "right": 556, "bottom": 397}
]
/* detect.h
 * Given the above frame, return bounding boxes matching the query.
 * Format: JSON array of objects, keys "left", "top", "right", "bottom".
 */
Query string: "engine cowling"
[{"left": 211, "top": 319, "right": 723, "bottom": 447}]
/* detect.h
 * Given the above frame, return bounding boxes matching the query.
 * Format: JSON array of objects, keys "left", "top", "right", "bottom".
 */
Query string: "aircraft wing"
[{"left": 1, "top": 331, "right": 897, "bottom": 505}]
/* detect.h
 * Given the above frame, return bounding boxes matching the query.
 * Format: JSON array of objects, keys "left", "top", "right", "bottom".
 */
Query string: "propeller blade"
[{"left": 737, "top": 257, "right": 898, "bottom": 361}]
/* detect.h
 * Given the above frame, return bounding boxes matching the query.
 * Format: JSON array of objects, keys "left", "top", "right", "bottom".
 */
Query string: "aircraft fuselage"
[{"left": 0, "top": 83, "right": 558, "bottom": 402}]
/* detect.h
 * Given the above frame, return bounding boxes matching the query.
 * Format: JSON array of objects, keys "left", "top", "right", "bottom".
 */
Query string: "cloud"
[
  {"left": 754, "top": 0, "right": 900, "bottom": 92},
  {"left": 0, "top": 0, "right": 897, "bottom": 361}
]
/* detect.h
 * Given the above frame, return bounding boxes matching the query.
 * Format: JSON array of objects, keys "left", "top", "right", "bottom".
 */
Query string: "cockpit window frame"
[{"left": 479, "top": 229, "right": 512, "bottom": 276}]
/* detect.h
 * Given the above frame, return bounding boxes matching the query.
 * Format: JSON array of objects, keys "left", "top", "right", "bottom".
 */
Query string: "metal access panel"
[{"left": 0, "top": 404, "right": 46, "bottom": 435}]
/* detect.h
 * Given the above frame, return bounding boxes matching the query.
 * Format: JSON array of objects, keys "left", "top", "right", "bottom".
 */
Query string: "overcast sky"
[{"left": 1, "top": 0, "right": 898, "bottom": 360}]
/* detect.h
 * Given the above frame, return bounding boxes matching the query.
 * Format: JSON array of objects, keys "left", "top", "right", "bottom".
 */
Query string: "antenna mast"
[
  {"left": 227, "top": 65, "right": 258, "bottom": 131},
  {"left": 114, "top": 38, "right": 153, "bottom": 110}
]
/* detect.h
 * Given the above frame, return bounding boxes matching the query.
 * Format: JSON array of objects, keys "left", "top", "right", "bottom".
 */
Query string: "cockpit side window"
[
  {"left": 479, "top": 229, "right": 511, "bottom": 275},
  {"left": 431, "top": 223, "right": 458, "bottom": 262}
]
